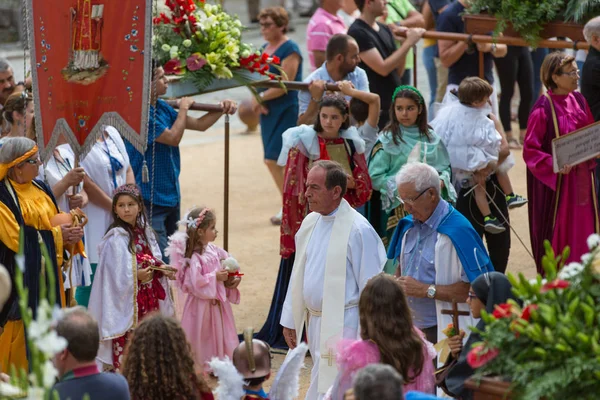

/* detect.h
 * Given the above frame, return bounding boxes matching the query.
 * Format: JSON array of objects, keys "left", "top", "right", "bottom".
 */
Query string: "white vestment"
[
  {"left": 281, "top": 199, "right": 387, "bottom": 400},
  {"left": 88, "top": 226, "right": 174, "bottom": 368},
  {"left": 400, "top": 231, "right": 479, "bottom": 365}
]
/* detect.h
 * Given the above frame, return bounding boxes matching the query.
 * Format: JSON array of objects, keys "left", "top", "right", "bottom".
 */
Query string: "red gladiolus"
[
  {"left": 492, "top": 303, "right": 514, "bottom": 319},
  {"left": 467, "top": 345, "right": 499, "bottom": 368},
  {"left": 541, "top": 279, "right": 570, "bottom": 293},
  {"left": 260, "top": 65, "right": 270, "bottom": 74},
  {"left": 251, "top": 62, "right": 262, "bottom": 70},
  {"left": 173, "top": 16, "right": 185, "bottom": 25},
  {"left": 189, "top": 14, "right": 197, "bottom": 24},
  {"left": 261, "top": 52, "right": 270, "bottom": 62},
  {"left": 521, "top": 304, "right": 538, "bottom": 322},
  {"left": 163, "top": 59, "right": 185, "bottom": 75},
  {"left": 272, "top": 55, "right": 281, "bottom": 64},
  {"left": 268, "top": 73, "right": 276, "bottom": 80}
]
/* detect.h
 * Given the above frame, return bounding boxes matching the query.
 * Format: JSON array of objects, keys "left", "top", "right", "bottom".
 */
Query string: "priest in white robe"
[{"left": 280, "top": 160, "right": 387, "bottom": 400}]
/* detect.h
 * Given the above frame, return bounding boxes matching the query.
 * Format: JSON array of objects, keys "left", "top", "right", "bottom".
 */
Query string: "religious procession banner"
[{"left": 27, "top": 0, "right": 152, "bottom": 161}]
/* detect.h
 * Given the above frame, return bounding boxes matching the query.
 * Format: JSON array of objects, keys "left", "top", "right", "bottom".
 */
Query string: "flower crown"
[
  {"left": 113, "top": 184, "right": 140, "bottom": 198},
  {"left": 184, "top": 207, "right": 211, "bottom": 229}
]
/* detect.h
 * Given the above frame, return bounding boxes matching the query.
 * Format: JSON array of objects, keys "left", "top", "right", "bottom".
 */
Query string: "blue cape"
[{"left": 387, "top": 205, "right": 494, "bottom": 282}]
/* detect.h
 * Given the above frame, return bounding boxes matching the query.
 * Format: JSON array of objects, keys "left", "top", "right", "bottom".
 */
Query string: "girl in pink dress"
[
  {"left": 327, "top": 273, "right": 436, "bottom": 400},
  {"left": 166, "top": 206, "right": 242, "bottom": 371}
]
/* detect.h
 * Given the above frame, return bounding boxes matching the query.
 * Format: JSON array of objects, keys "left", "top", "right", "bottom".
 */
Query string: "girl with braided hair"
[
  {"left": 367, "top": 85, "right": 455, "bottom": 248},
  {"left": 122, "top": 313, "right": 214, "bottom": 400}
]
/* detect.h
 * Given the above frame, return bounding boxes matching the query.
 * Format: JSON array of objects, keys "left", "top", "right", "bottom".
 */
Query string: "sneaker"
[
  {"left": 506, "top": 194, "right": 528, "bottom": 209},
  {"left": 484, "top": 216, "right": 506, "bottom": 234}
]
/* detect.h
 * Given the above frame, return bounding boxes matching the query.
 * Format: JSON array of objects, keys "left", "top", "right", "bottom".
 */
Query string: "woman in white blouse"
[{"left": 75, "top": 125, "right": 134, "bottom": 307}]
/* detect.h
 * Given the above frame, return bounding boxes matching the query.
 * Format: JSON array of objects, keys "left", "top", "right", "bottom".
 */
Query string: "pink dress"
[
  {"left": 524, "top": 91, "right": 598, "bottom": 272},
  {"left": 178, "top": 243, "right": 240, "bottom": 371},
  {"left": 327, "top": 328, "right": 437, "bottom": 399}
]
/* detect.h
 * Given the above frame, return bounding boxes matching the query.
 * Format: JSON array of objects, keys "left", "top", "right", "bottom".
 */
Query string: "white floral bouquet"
[
  {"left": 0, "top": 237, "right": 68, "bottom": 400},
  {"left": 152, "top": 0, "right": 284, "bottom": 90}
]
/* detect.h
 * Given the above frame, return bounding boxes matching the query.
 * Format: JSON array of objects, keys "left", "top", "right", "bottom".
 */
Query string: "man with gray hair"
[
  {"left": 281, "top": 160, "right": 386, "bottom": 399},
  {"left": 582, "top": 16, "right": 600, "bottom": 122},
  {"left": 0, "top": 58, "right": 16, "bottom": 107},
  {"left": 386, "top": 162, "right": 492, "bottom": 347},
  {"left": 352, "top": 364, "right": 404, "bottom": 400}
]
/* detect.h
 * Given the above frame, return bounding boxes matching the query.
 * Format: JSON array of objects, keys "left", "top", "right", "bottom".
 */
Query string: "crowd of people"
[{"left": 0, "top": 2, "right": 600, "bottom": 399}]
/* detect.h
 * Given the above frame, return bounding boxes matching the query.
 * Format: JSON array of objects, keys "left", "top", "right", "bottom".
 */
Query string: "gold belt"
[{"left": 307, "top": 302, "right": 358, "bottom": 317}]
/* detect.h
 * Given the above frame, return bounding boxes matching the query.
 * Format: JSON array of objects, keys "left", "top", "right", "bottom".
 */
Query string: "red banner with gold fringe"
[{"left": 27, "top": 0, "right": 152, "bottom": 161}]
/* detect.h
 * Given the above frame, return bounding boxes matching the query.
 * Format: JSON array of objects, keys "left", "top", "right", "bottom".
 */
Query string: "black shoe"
[{"left": 484, "top": 216, "right": 506, "bottom": 234}]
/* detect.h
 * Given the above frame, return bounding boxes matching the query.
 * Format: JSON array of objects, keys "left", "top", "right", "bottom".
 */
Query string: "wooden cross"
[
  {"left": 322, "top": 348, "right": 336, "bottom": 367},
  {"left": 441, "top": 300, "right": 471, "bottom": 332}
]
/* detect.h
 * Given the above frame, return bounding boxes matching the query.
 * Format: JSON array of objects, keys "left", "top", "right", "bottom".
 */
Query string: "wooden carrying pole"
[{"left": 165, "top": 84, "right": 343, "bottom": 250}]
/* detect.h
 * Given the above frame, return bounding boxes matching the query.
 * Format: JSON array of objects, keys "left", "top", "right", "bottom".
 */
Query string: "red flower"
[
  {"left": 186, "top": 54, "right": 206, "bottom": 71},
  {"left": 467, "top": 345, "right": 499, "bottom": 368},
  {"left": 261, "top": 52, "right": 270, "bottom": 62},
  {"left": 260, "top": 65, "right": 270, "bottom": 74},
  {"left": 188, "top": 14, "right": 197, "bottom": 24},
  {"left": 271, "top": 55, "right": 281, "bottom": 64},
  {"left": 163, "top": 58, "right": 185, "bottom": 75},
  {"left": 541, "top": 279, "right": 570, "bottom": 293},
  {"left": 173, "top": 16, "right": 185, "bottom": 25},
  {"left": 521, "top": 304, "right": 539, "bottom": 322},
  {"left": 492, "top": 303, "right": 514, "bottom": 319},
  {"left": 251, "top": 62, "right": 262, "bottom": 70},
  {"left": 268, "top": 73, "right": 276, "bottom": 80}
]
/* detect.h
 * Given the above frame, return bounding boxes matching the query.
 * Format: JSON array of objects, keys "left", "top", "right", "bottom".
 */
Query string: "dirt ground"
[{"left": 178, "top": 122, "right": 537, "bottom": 397}]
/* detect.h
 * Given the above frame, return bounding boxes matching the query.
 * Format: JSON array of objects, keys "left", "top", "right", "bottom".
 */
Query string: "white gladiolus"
[
  {"left": 42, "top": 361, "right": 59, "bottom": 389},
  {"left": 0, "top": 381, "right": 23, "bottom": 396},
  {"left": 587, "top": 233, "right": 600, "bottom": 250},
  {"left": 36, "top": 330, "right": 67, "bottom": 355}
]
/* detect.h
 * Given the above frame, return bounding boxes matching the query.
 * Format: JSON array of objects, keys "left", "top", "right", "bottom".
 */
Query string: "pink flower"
[
  {"left": 163, "top": 58, "right": 184, "bottom": 75},
  {"left": 467, "top": 344, "right": 499, "bottom": 368},
  {"left": 541, "top": 279, "right": 570, "bottom": 293},
  {"left": 186, "top": 53, "right": 206, "bottom": 71}
]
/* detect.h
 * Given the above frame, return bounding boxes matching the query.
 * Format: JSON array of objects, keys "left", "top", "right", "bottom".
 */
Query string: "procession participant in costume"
[
  {"left": 387, "top": 162, "right": 492, "bottom": 345},
  {"left": 368, "top": 86, "right": 454, "bottom": 247},
  {"left": 124, "top": 62, "right": 236, "bottom": 261},
  {"left": 524, "top": 52, "right": 598, "bottom": 273},
  {"left": 165, "top": 206, "right": 241, "bottom": 371},
  {"left": 88, "top": 184, "right": 174, "bottom": 372},
  {"left": 122, "top": 314, "right": 214, "bottom": 400},
  {"left": 256, "top": 95, "right": 372, "bottom": 349},
  {"left": 232, "top": 329, "right": 272, "bottom": 399},
  {"left": 253, "top": 6, "right": 303, "bottom": 226},
  {"left": 432, "top": 77, "right": 526, "bottom": 240},
  {"left": 327, "top": 273, "right": 436, "bottom": 400},
  {"left": 44, "top": 136, "right": 92, "bottom": 300},
  {"left": 0, "top": 137, "right": 84, "bottom": 373},
  {"left": 76, "top": 126, "right": 134, "bottom": 307},
  {"left": 442, "top": 272, "right": 515, "bottom": 400},
  {"left": 281, "top": 160, "right": 386, "bottom": 400}
]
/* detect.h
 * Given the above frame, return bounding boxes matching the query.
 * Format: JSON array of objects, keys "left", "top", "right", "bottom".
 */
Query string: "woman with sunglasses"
[
  {"left": 0, "top": 137, "right": 84, "bottom": 374},
  {"left": 253, "top": 6, "right": 303, "bottom": 226},
  {"left": 524, "top": 52, "right": 598, "bottom": 275},
  {"left": 441, "top": 272, "right": 515, "bottom": 399}
]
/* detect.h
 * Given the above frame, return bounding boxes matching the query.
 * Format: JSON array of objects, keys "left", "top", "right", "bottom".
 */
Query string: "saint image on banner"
[{"left": 62, "top": 0, "right": 108, "bottom": 84}]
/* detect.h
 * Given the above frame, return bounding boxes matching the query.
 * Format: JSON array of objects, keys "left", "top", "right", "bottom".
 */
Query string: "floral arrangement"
[
  {"left": 467, "top": 236, "right": 600, "bottom": 400},
  {"left": 221, "top": 257, "right": 243, "bottom": 278},
  {"left": 0, "top": 235, "right": 68, "bottom": 400},
  {"left": 467, "top": 0, "right": 599, "bottom": 45},
  {"left": 152, "top": 0, "right": 285, "bottom": 90}
]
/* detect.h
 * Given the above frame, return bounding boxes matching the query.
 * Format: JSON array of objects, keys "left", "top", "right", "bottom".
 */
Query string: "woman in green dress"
[{"left": 367, "top": 86, "right": 455, "bottom": 247}]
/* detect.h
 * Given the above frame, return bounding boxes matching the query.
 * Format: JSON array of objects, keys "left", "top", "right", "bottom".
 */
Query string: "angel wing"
[
  {"left": 208, "top": 357, "right": 246, "bottom": 400},
  {"left": 269, "top": 343, "right": 309, "bottom": 400}
]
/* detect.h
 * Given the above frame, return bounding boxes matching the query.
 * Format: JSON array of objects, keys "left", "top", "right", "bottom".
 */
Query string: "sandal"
[{"left": 508, "top": 138, "right": 522, "bottom": 150}]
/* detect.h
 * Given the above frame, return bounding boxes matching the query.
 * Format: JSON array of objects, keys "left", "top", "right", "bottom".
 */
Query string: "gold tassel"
[{"left": 142, "top": 160, "right": 149, "bottom": 183}]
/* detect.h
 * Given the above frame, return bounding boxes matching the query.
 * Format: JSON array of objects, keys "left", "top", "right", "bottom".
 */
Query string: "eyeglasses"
[
  {"left": 399, "top": 187, "right": 431, "bottom": 205},
  {"left": 559, "top": 69, "right": 580, "bottom": 77},
  {"left": 259, "top": 21, "right": 274, "bottom": 28},
  {"left": 23, "top": 158, "right": 41, "bottom": 165},
  {"left": 468, "top": 291, "right": 477, "bottom": 299}
]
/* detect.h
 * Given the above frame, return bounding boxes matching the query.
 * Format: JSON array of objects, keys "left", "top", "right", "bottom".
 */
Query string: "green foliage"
[
  {"left": 466, "top": 0, "right": 598, "bottom": 46},
  {"left": 564, "top": 0, "right": 600, "bottom": 23},
  {"left": 472, "top": 237, "right": 600, "bottom": 399}
]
